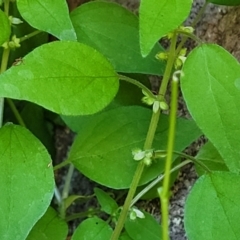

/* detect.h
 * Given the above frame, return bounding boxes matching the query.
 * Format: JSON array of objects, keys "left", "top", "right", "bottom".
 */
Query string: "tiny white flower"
[{"left": 130, "top": 207, "right": 145, "bottom": 220}]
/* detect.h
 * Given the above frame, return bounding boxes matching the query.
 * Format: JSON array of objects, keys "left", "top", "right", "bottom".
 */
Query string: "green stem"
[
  {"left": 4, "top": 0, "right": 10, "bottom": 15},
  {"left": 65, "top": 208, "right": 101, "bottom": 222},
  {"left": 110, "top": 161, "right": 145, "bottom": 240},
  {"left": 6, "top": 99, "right": 26, "bottom": 127},
  {"left": 160, "top": 75, "right": 179, "bottom": 240},
  {"left": 176, "top": 30, "right": 202, "bottom": 44},
  {"left": 53, "top": 159, "right": 71, "bottom": 171},
  {"left": 60, "top": 164, "right": 75, "bottom": 219},
  {"left": 176, "top": 2, "right": 208, "bottom": 54},
  {"left": 131, "top": 159, "right": 191, "bottom": 206},
  {"left": 159, "top": 33, "right": 177, "bottom": 96},
  {"left": 0, "top": 48, "right": 10, "bottom": 127},
  {"left": 19, "top": 30, "right": 42, "bottom": 43},
  {"left": 111, "top": 33, "right": 178, "bottom": 240},
  {"left": 118, "top": 74, "right": 156, "bottom": 99},
  {"left": 154, "top": 150, "right": 211, "bottom": 173}
]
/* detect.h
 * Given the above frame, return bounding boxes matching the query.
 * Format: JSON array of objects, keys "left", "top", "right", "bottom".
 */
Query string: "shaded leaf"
[
  {"left": 27, "top": 207, "right": 68, "bottom": 240},
  {"left": 195, "top": 141, "right": 229, "bottom": 176},
  {"left": 0, "top": 41, "right": 119, "bottom": 115},
  {"left": 185, "top": 171, "right": 240, "bottom": 240},
  {"left": 21, "top": 103, "right": 54, "bottom": 156},
  {"left": 0, "top": 124, "right": 54, "bottom": 240},
  {"left": 181, "top": 44, "right": 240, "bottom": 173},
  {"left": 71, "top": 1, "right": 165, "bottom": 75}
]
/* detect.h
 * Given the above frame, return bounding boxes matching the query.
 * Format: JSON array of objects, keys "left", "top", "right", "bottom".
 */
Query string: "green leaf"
[
  {"left": 63, "top": 195, "right": 89, "bottom": 210},
  {"left": 139, "top": 0, "right": 192, "bottom": 57},
  {"left": 181, "top": 44, "right": 240, "bottom": 173},
  {"left": 8, "top": 4, "right": 48, "bottom": 65},
  {"left": 27, "top": 207, "right": 68, "bottom": 240},
  {"left": 125, "top": 211, "right": 162, "bottom": 240},
  {"left": 195, "top": 141, "right": 229, "bottom": 176},
  {"left": 94, "top": 188, "right": 118, "bottom": 215},
  {"left": 0, "top": 124, "right": 54, "bottom": 240},
  {"left": 0, "top": 41, "right": 119, "bottom": 115},
  {"left": 68, "top": 106, "right": 201, "bottom": 189},
  {"left": 207, "top": 0, "right": 240, "bottom": 6},
  {"left": 71, "top": 1, "right": 165, "bottom": 75},
  {"left": 120, "top": 232, "right": 134, "bottom": 240},
  {"left": 184, "top": 171, "right": 240, "bottom": 240},
  {"left": 17, "top": 0, "right": 76, "bottom": 40},
  {"left": 61, "top": 75, "right": 151, "bottom": 132},
  {"left": 72, "top": 217, "right": 112, "bottom": 240},
  {"left": 0, "top": 9, "right": 11, "bottom": 45}
]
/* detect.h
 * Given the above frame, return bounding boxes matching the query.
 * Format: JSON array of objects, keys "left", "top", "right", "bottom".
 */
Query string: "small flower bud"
[
  {"left": 153, "top": 101, "right": 160, "bottom": 113},
  {"left": 10, "top": 17, "right": 23, "bottom": 25},
  {"left": 159, "top": 101, "right": 169, "bottom": 110},
  {"left": 155, "top": 52, "right": 168, "bottom": 61}
]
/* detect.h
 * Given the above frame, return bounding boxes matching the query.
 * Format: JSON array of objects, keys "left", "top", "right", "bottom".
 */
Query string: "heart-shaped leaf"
[
  {"left": 0, "top": 41, "right": 119, "bottom": 115},
  {"left": 17, "top": 0, "right": 76, "bottom": 40},
  {"left": 27, "top": 207, "right": 68, "bottom": 240},
  {"left": 185, "top": 171, "right": 240, "bottom": 240},
  {"left": 0, "top": 124, "right": 54, "bottom": 240},
  {"left": 68, "top": 106, "right": 201, "bottom": 189},
  {"left": 139, "top": 0, "right": 192, "bottom": 56},
  {"left": 181, "top": 44, "right": 240, "bottom": 173},
  {"left": 71, "top": 1, "right": 165, "bottom": 75},
  {"left": 0, "top": 9, "right": 11, "bottom": 45}
]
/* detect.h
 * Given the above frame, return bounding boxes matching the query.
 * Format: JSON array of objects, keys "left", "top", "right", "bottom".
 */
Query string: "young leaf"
[
  {"left": 63, "top": 195, "right": 89, "bottom": 210},
  {"left": 0, "top": 9, "right": 11, "bottom": 45},
  {"left": 181, "top": 44, "right": 240, "bottom": 173},
  {"left": 94, "top": 187, "right": 118, "bottom": 215},
  {"left": 72, "top": 217, "right": 112, "bottom": 240},
  {"left": 17, "top": 0, "right": 76, "bottom": 41},
  {"left": 195, "top": 141, "right": 229, "bottom": 176},
  {"left": 207, "top": 0, "right": 240, "bottom": 6},
  {"left": 139, "top": 0, "right": 192, "bottom": 57},
  {"left": 0, "top": 124, "right": 54, "bottom": 240},
  {"left": 125, "top": 211, "right": 162, "bottom": 240},
  {"left": 67, "top": 106, "right": 201, "bottom": 189},
  {"left": 0, "top": 41, "right": 119, "bottom": 115},
  {"left": 26, "top": 207, "right": 68, "bottom": 240},
  {"left": 71, "top": 1, "right": 165, "bottom": 75},
  {"left": 184, "top": 171, "right": 240, "bottom": 240}
]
